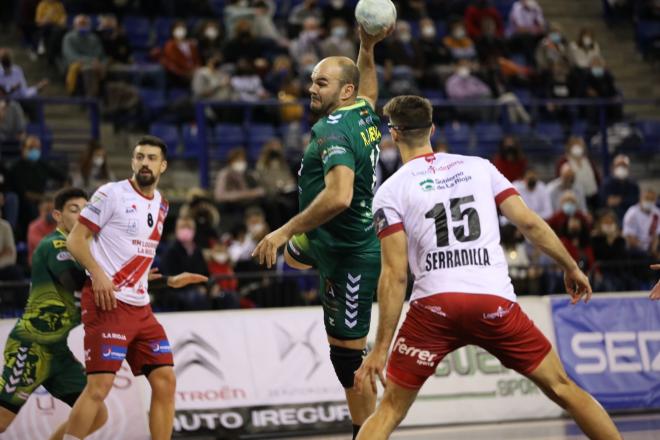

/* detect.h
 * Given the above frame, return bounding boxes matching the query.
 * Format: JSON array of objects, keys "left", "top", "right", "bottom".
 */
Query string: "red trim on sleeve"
[
  {"left": 377, "top": 223, "right": 404, "bottom": 239},
  {"left": 78, "top": 215, "right": 101, "bottom": 233},
  {"left": 495, "top": 188, "right": 519, "bottom": 206}
]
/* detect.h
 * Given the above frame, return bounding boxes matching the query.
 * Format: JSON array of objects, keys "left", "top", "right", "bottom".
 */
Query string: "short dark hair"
[
  {"left": 135, "top": 135, "right": 167, "bottom": 159},
  {"left": 54, "top": 187, "right": 88, "bottom": 211},
  {"left": 383, "top": 95, "right": 433, "bottom": 145}
]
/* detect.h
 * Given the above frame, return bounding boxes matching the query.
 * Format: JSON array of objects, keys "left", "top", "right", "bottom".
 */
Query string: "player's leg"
[
  {"left": 526, "top": 349, "right": 622, "bottom": 440},
  {"left": 0, "top": 407, "right": 16, "bottom": 433},
  {"left": 49, "top": 403, "right": 107, "bottom": 440},
  {"left": 145, "top": 365, "right": 176, "bottom": 440},
  {"left": 63, "top": 373, "right": 114, "bottom": 438},
  {"left": 356, "top": 382, "right": 419, "bottom": 440}
]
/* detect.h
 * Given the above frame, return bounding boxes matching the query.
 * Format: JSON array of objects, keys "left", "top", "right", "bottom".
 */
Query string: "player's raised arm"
[
  {"left": 499, "top": 195, "right": 592, "bottom": 304},
  {"left": 355, "top": 229, "right": 408, "bottom": 394},
  {"left": 67, "top": 221, "right": 118, "bottom": 310},
  {"left": 357, "top": 24, "right": 392, "bottom": 109}
]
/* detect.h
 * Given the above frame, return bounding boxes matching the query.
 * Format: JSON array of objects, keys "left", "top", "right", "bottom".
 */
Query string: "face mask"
[
  {"left": 92, "top": 156, "right": 105, "bottom": 167},
  {"left": 641, "top": 201, "right": 655, "bottom": 212},
  {"left": 398, "top": 32, "right": 412, "bottom": 43},
  {"left": 330, "top": 0, "right": 344, "bottom": 8},
  {"left": 213, "top": 252, "right": 229, "bottom": 264},
  {"left": 613, "top": 166, "right": 628, "bottom": 179},
  {"left": 176, "top": 227, "right": 195, "bottom": 243},
  {"left": 582, "top": 36, "right": 593, "bottom": 46},
  {"left": 0, "top": 56, "right": 10, "bottom": 70},
  {"left": 231, "top": 161, "right": 247, "bottom": 173},
  {"left": 422, "top": 26, "right": 436, "bottom": 38},
  {"left": 601, "top": 223, "right": 616, "bottom": 235},
  {"left": 570, "top": 144, "right": 584, "bottom": 158},
  {"left": 205, "top": 27, "right": 219, "bottom": 40},
  {"left": 303, "top": 30, "right": 319, "bottom": 40},
  {"left": 591, "top": 66, "right": 604, "bottom": 77},
  {"left": 248, "top": 223, "right": 265, "bottom": 236},
  {"left": 380, "top": 149, "right": 397, "bottom": 163},
  {"left": 561, "top": 202, "right": 577, "bottom": 216},
  {"left": 27, "top": 149, "right": 41, "bottom": 162},
  {"left": 331, "top": 26, "right": 347, "bottom": 38},
  {"left": 457, "top": 67, "right": 470, "bottom": 78},
  {"left": 527, "top": 178, "right": 537, "bottom": 190},
  {"left": 173, "top": 27, "right": 187, "bottom": 40},
  {"left": 549, "top": 32, "right": 561, "bottom": 44},
  {"left": 453, "top": 28, "right": 466, "bottom": 39}
]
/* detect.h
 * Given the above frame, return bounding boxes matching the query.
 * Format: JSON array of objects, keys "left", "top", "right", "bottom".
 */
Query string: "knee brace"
[{"left": 329, "top": 345, "right": 367, "bottom": 389}]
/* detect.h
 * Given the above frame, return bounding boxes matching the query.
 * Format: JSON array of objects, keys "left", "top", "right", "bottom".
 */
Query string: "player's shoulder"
[{"left": 36, "top": 229, "right": 67, "bottom": 256}]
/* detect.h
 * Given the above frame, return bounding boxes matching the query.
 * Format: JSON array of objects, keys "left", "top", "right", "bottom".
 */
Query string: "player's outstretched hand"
[
  {"left": 92, "top": 271, "right": 119, "bottom": 311},
  {"left": 564, "top": 267, "right": 592, "bottom": 305},
  {"left": 354, "top": 350, "right": 387, "bottom": 395},
  {"left": 252, "top": 227, "right": 291, "bottom": 269},
  {"left": 148, "top": 267, "right": 163, "bottom": 281},
  {"left": 358, "top": 23, "right": 394, "bottom": 47},
  {"left": 650, "top": 264, "right": 660, "bottom": 300},
  {"left": 168, "top": 272, "right": 209, "bottom": 289}
]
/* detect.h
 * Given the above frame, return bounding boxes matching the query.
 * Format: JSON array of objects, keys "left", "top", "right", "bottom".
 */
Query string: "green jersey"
[
  {"left": 11, "top": 229, "right": 84, "bottom": 346},
  {"left": 298, "top": 98, "right": 381, "bottom": 253}
]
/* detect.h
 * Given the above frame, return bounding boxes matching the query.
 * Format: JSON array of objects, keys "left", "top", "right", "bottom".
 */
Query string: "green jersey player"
[{"left": 253, "top": 25, "right": 392, "bottom": 439}]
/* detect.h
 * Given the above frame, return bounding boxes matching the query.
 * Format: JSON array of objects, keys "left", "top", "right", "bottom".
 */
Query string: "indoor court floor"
[{"left": 294, "top": 413, "right": 660, "bottom": 440}]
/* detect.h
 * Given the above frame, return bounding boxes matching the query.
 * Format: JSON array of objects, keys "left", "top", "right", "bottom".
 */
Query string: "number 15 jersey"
[{"left": 373, "top": 153, "right": 519, "bottom": 303}]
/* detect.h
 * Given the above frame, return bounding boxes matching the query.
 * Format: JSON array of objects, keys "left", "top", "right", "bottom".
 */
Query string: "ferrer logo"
[{"left": 393, "top": 337, "right": 438, "bottom": 367}]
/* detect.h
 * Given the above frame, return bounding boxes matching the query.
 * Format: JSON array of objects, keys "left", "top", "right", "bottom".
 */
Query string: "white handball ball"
[{"left": 355, "top": 0, "right": 397, "bottom": 36}]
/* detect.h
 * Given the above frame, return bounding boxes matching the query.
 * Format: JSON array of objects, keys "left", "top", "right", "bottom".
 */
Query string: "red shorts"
[
  {"left": 81, "top": 283, "right": 174, "bottom": 376},
  {"left": 387, "top": 293, "right": 552, "bottom": 390}
]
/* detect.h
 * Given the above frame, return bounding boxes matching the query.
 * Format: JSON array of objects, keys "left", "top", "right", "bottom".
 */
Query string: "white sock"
[{"left": 63, "top": 435, "right": 82, "bottom": 440}]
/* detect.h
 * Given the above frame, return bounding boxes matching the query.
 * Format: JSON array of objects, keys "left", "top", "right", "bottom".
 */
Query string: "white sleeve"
[
  {"left": 622, "top": 207, "right": 637, "bottom": 238},
  {"left": 486, "top": 160, "right": 518, "bottom": 206},
  {"left": 372, "top": 184, "right": 404, "bottom": 239},
  {"left": 79, "top": 183, "right": 115, "bottom": 233}
]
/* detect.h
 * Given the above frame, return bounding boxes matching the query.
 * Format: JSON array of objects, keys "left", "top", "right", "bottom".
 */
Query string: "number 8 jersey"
[
  {"left": 373, "top": 153, "right": 519, "bottom": 303},
  {"left": 79, "top": 179, "right": 168, "bottom": 306}
]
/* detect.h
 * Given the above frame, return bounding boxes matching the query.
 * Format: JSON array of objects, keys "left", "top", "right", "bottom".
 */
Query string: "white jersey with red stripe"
[
  {"left": 373, "top": 152, "right": 519, "bottom": 303},
  {"left": 79, "top": 179, "right": 168, "bottom": 306}
]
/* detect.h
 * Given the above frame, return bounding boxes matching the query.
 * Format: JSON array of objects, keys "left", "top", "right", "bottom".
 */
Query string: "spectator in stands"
[
  {"left": 7, "top": 135, "right": 66, "bottom": 238},
  {"left": 443, "top": 20, "right": 478, "bottom": 61},
  {"left": 445, "top": 59, "right": 493, "bottom": 121},
  {"left": 214, "top": 147, "right": 265, "bottom": 213},
  {"left": 71, "top": 139, "right": 115, "bottom": 194},
  {"left": 161, "top": 216, "right": 211, "bottom": 310},
  {"left": 556, "top": 136, "right": 600, "bottom": 210},
  {"left": 375, "top": 135, "right": 402, "bottom": 190},
  {"left": 229, "top": 206, "right": 270, "bottom": 272},
  {"left": 507, "top": 0, "right": 546, "bottom": 64},
  {"left": 253, "top": 0, "right": 287, "bottom": 46},
  {"left": 255, "top": 139, "right": 297, "bottom": 228},
  {"left": 548, "top": 190, "right": 595, "bottom": 270},
  {"left": 0, "top": 193, "right": 22, "bottom": 281},
  {"left": 160, "top": 20, "right": 201, "bottom": 88},
  {"left": 0, "top": 158, "right": 18, "bottom": 231},
  {"left": 26, "top": 193, "right": 55, "bottom": 264},
  {"left": 0, "top": 99, "right": 27, "bottom": 143},
  {"left": 192, "top": 52, "right": 234, "bottom": 101},
  {"left": 322, "top": 0, "right": 353, "bottom": 29},
  {"left": 591, "top": 209, "right": 632, "bottom": 291},
  {"left": 18, "top": 0, "right": 40, "bottom": 55},
  {"left": 61, "top": 15, "right": 106, "bottom": 97},
  {"left": 230, "top": 58, "right": 269, "bottom": 102},
  {"left": 320, "top": 18, "right": 356, "bottom": 59},
  {"left": 35, "top": 0, "right": 67, "bottom": 61},
  {"left": 547, "top": 162, "right": 588, "bottom": 213},
  {"left": 465, "top": 0, "right": 504, "bottom": 40},
  {"left": 290, "top": 16, "right": 323, "bottom": 63},
  {"left": 623, "top": 188, "right": 660, "bottom": 259},
  {"left": 223, "top": 18, "right": 271, "bottom": 63},
  {"left": 206, "top": 240, "right": 240, "bottom": 309},
  {"left": 179, "top": 187, "right": 221, "bottom": 249},
  {"left": 513, "top": 169, "right": 553, "bottom": 220},
  {"left": 288, "top": 0, "right": 323, "bottom": 31},
  {"left": 417, "top": 18, "right": 451, "bottom": 88},
  {"left": 583, "top": 56, "right": 621, "bottom": 123},
  {"left": 397, "top": 0, "right": 428, "bottom": 20},
  {"left": 480, "top": 54, "right": 532, "bottom": 123},
  {"left": 539, "top": 61, "right": 577, "bottom": 122},
  {"left": 600, "top": 154, "right": 640, "bottom": 221},
  {"left": 492, "top": 134, "right": 527, "bottom": 182},
  {"left": 501, "top": 223, "right": 537, "bottom": 295},
  {"left": 569, "top": 28, "right": 601, "bottom": 70},
  {"left": 535, "top": 22, "right": 570, "bottom": 75},
  {"left": 96, "top": 14, "right": 131, "bottom": 65},
  {"left": 0, "top": 48, "right": 48, "bottom": 99},
  {"left": 223, "top": 0, "right": 256, "bottom": 38},
  {"left": 475, "top": 16, "right": 509, "bottom": 61},
  {"left": 196, "top": 20, "right": 224, "bottom": 65}
]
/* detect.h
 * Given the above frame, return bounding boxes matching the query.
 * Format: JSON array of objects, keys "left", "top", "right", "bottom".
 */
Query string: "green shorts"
[
  {"left": 0, "top": 335, "right": 86, "bottom": 413},
  {"left": 287, "top": 234, "right": 380, "bottom": 340}
]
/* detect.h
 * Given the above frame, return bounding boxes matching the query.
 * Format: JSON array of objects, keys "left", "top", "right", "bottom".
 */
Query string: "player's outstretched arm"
[
  {"left": 357, "top": 24, "right": 392, "bottom": 109},
  {"left": 355, "top": 230, "right": 408, "bottom": 395},
  {"left": 67, "top": 221, "right": 118, "bottom": 310},
  {"left": 253, "top": 165, "right": 354, "bottom": 268},
  {"left": 499, "top": 195, "right": 592, "bottom": 304}
]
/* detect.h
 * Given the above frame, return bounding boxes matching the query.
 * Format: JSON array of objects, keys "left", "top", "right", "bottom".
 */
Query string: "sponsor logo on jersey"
[
  {"left": 56, "top": 251, "right": 73, "bottom": 261},
  {"left": 393, "top": 337, "right": 438, "bottom": 367},
  {"left": 102, "top": 332, "right": 127, "bottom": 341},
  {"left": 419, "top": 179, "right": 434, "bottom": 192},
  {"left": 125, "top": 204, "right": 137, "bottom": 214},
  {"left": 327, "top": 114, "right": 343, "bottom": 125},
  {"left": 321, "top": 146, "right": 347, "bottom": 164},
  {"left": 151, "top": 340, "right": 172, "bottom": 354},
  {"left": 52, "top": 239, "right": 67, "bottom": 249},
  {"left": 101, "top": 345, "right": 127, "bottom": 361}
]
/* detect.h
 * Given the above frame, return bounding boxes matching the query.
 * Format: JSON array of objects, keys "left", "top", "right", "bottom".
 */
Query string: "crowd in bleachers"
[{"left": 0, "top": 0, "right": 658, "bottom": 312}]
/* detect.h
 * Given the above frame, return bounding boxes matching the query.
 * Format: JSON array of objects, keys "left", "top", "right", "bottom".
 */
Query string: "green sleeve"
[
  {"left": 318, "top": 128, "right": 355, "bottom": 175},
  {"left": 45, "top": 242, "right": 85, "bottom": 289}
]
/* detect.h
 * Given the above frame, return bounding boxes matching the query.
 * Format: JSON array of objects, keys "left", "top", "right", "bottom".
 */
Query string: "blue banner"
[{"left": 552, "top": 296, "right": 660, "bottom": 410}]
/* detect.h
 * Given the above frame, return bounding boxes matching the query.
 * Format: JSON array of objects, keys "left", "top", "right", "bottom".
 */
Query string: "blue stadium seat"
[
  {"left": 635, "top": 20, "right": 660, "bottom": 54},
  {"left": 154, "top": 17, "right": 174, "bottom": 46},
  {"left": 535, "top": 122, "right": 565, "bottom": 152},
  {"left": 212, "top": 124, "right": 245, "bottom": 159},
  {"left": 181, "top": 124, "right": 202, "bottom": 159},
  {"left": 123, "top": 16, "right": 152, "bottom": 50},
  {"left": 149, "top": 123, "right": 180, "bottom": 151},
  {"left": 167, "top": 88, "right": 190, "bottom": 101},
  {"left": 636, "top": 119, "right": 660, "bottom": 150},
  {"left": 435, "top": 20, "right": 448, "bottom": 38},
  {"left": 493, "top": 0, "right": 516, "bottom": 20},
  {"left": 443, "top": 122, "right": 471, "bottom": 153},
  {"left": 473, "top": 123, "right": 503, "bottom": 156},
  {"left": 139, "top": 87, "right": 167, "bottom": 120},
  {"left": 209, "top": 0, "right": 226, "bottom": 16},
  {"left": 422, "top": 88, "right": 445, "bottom": 102},
  {"left": 246, "top": 124, "right": 278, "bottom": 160}
]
